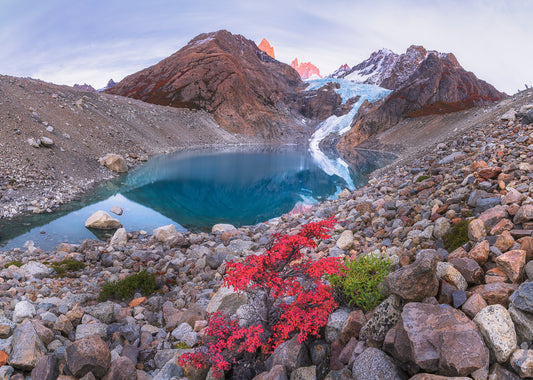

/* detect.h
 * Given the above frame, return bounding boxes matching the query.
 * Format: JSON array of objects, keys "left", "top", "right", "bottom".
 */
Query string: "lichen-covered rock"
[
  {"left": 360, "top": 295, "right": 403, "bottom": 342},
  {"left": 473, "top": 305, "right": 517, "bottom": 363},
  {"left": 351, "top": 348, "right": 403, "bottom": 380}
]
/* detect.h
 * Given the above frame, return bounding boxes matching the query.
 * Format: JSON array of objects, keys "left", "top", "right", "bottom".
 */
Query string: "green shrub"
[
  {"left": 415, "top": 175, "right": 430, "bottom": 183},
  {"left": 329, "top": 254, "right": 392, "bottom": 312},
  {"left": 98, "top": 270, "right": 156, "bottom": 301},
  {"left": 50, "top": 259, "right": 86, "bottom": 276},
  {"left": 443, "top": 219, "right": 470, "bottom": 251},
  {"left": 4, "top": 260, "right": 23, "bottom": 268},
  {"left": 175, "top": 342, "right": 190, "bottom": 349}
]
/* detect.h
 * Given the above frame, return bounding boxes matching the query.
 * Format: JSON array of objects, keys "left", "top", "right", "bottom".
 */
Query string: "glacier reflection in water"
[{"left": 0, "top": 146, "right": 393, "bottom": 250}]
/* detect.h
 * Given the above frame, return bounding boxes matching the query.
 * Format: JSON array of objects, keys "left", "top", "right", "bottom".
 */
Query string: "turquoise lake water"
[{"left": 0, "top": 146, "right": 393, "bottom": 250}]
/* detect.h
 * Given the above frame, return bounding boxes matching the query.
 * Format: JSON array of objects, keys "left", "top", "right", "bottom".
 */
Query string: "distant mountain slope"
[
  {"left": 336, "top": 45, "right": 506, "bottom": 149},
  {"left": 106, "top": 30, "right": 312, "bottom": 140}
]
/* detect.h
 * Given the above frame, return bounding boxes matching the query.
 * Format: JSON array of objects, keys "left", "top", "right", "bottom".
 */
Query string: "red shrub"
[{"left": 179, "top": 217, "right": 344, "bottom": 377}]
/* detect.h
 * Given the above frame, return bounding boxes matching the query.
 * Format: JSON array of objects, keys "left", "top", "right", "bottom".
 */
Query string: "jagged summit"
[
  {"left": 331, "top": 45, "right": 463, "bottom": 90},
  {"left": 290, "top": 58, "right": 321, "bottom": 80},
  {"left": 258, "top": 38, "right": 275, "bottom": 59}
]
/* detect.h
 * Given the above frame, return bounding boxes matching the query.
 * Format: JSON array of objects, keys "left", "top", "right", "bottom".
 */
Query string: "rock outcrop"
[{"left": 107, "top": 30, "right": 311, "bottom": 140}]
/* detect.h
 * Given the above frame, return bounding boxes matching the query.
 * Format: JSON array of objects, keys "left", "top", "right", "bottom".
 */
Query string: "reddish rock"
[
  {"left": 340, "top": 310, "right": 366, "bottom": 343},
  {"left": 514, "top": 204, "right": 533, "bottom": 225},
  {"left": 450, "top": 257, "right": 484, "bottom": 284},
  {"left": 468, "top": 219, "right": 486, "bottom": 242},
  {"left": 477, "top": 167, "right": 502, "bottom": 180},
  {"left": 447, "top": 247, "right": 468, "bottom": 261},
  {"left": 409, "top": 375, "right": 471, "bottom": 380},
  {"left": 128, "top": 297, "right": 146, "bottom": 308},
  {"left": 485, "top": 267, "right": 508, "bottom": 283},
  {"left": 384, "top": 251, "right": 439, "bottom": 301},
  {"left": 502, "top": 188, "right": 524, "bottom": 205},
  {"left": 257, "top": 38, "right": 275, "bottom": 59},
  {"left": 0, "top": 351, "right": 7, "bottom": 366},
  {"left": 31, "top": 355, "right": 59, "bottom": 380},
  {"left": 495, "top": 230, "right": 515, "bottom": 253},
  {"left": 519, "top": 236, "right": 533, "bottom": 262},
  {"left": 461, "top": 293, "right": 488, "bottom": 319},
  {"left": 102, "top": 357, "right": 137, "bottom": 380},
  {"left": 495, "top": 249, "right": 526, "bottom": 283},
  {"left": 438, "top": 280, "right": 457, "bottom": 306},
  {"left": 290, "top": 58, "right": 322, "bottom": 80},
  {"left": 471, "top": 282, "right": 518, "bottom": 307},
  {"left": 65, "top": 335, "right": 111, "bottom": 378},
  {"left": 478, "top": 206, "right": 508, "bottom": 228},
  {"left": 490, "top": 218, "right": 514, "bottom": 235},
  {"left": 329, "top": 339, "right": 344, "bottom": 371},
  {"left": 388, "top": 303, "right": 489, "bottom": 376},
  {"left": 467, "top": 240, "right": 490, "bottom": 265}
]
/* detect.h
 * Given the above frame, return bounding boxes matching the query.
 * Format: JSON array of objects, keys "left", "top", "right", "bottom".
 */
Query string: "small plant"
[
  {"left": 329, "top": 254, "right": 392, "bottom": 312},
  {"left": 443, "top": 219, "right": 470, "bottom": 251},
  {"left": 8, "top": 178, "right": 16, "bottom": 186},
  {"left": 4, "top": 260, "right": 23, "bottom": 268},
  {"left": 175, "top": 342, "right": 191, "bottom": 350},
  {"left": 179, "top": 217, "right": 344, "bottom": 378},
  {"left": 50, "top": 259, "right": 86, "bottom": 276},
  {"left": 98, "top": 270, "right": 156, "bottom": 301},
  {"left": 415, "top": 175, "right": 430, "bottom": 183}
]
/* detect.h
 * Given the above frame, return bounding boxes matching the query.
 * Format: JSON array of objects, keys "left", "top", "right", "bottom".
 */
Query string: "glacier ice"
[{"left": 306, "top": 79, "right": 391, "bottom": 190}]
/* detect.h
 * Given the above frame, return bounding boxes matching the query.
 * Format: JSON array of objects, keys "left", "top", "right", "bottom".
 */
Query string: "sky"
[{"left": 0, "top": 0, "right": 531, "bottom": 94}]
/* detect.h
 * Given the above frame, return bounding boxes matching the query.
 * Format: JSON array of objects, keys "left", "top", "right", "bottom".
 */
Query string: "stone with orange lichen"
[{"left": 129, "top": 297, "right": 146, "bottom": 308}]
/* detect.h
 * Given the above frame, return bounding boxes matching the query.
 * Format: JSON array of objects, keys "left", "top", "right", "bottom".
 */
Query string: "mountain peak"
[
  {"left": 290, "top": 58, "right": 321, "bottom": 80},
  {"left": 258, "top": 38, "right": 275, "bottom": 59}
]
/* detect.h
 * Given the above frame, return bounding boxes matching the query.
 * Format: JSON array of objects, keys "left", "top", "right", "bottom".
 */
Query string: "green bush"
[
  {"left": 443, "top": 219, "right": 470, "bottom": 251},
  {"left": 50, "top": 259, "right": 86, "bottom": 277},
  {"left": 329, "top": 254, "right": 392, "bottom": 312},
  {"left": 415, "top": 175, "right": 430, "bottom": 183},
  {"left": 4, "top": 260, "right": 23, "bottom": 268},
  {"left": 98, "top": 270, "right": 156, "bottom": 301}
]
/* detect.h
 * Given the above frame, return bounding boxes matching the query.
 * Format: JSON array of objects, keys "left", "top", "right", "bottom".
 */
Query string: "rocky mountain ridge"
[{"left": 337, "top": 45, "right": 506, "bottom": 151}]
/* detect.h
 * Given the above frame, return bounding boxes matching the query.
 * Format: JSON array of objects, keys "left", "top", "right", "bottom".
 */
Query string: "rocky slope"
[
  {"left": 338, "top": 46, "right": 506, "bottom": 150},
  {"left": 0, "top": 74, "right": 254, "bottom": 221},
  {"left": 0, "top": 91, "right": 532, "bottom": 379},
  {"left": 106, "top": 30, "right": 319, "bottom": 140},
  {"left": 290, "top": 58, "right": 322, "bottom": 80}
]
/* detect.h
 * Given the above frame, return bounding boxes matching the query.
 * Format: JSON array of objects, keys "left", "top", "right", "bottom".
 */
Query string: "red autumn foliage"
[{"left": 179, "top": 217, "right": 344, "bottom": 377}]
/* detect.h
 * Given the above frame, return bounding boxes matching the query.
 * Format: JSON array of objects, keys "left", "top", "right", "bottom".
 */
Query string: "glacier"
[{"left": 306, "top": 78, "right": 391, "bottom": 190}]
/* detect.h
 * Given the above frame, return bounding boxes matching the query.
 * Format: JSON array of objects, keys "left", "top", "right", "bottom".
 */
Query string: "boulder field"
[{"left": 0, "top": 104, "right": 533, "bottom": 378}]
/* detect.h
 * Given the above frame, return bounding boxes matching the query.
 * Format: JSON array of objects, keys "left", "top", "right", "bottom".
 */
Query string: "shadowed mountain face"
[
  {"left": 338, "top": 46, "right": 507, "bottom": 149},
  {"left": 106, "top": 30, "right": 318, "bottom": 140}
]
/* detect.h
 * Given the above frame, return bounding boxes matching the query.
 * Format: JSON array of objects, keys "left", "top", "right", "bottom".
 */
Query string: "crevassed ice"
[{"left": 306, "top": 79, "right": 391, "bottom": 190}]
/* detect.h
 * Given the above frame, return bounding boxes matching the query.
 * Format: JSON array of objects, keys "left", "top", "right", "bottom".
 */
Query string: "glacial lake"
[{"left": 0, "top": 146, "right": 394, "bottom": 251}]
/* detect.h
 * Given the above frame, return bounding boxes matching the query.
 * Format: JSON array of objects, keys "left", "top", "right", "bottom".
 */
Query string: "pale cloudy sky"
[{"left": 0, "top": 0, "right": 531, "bottom": 94}]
